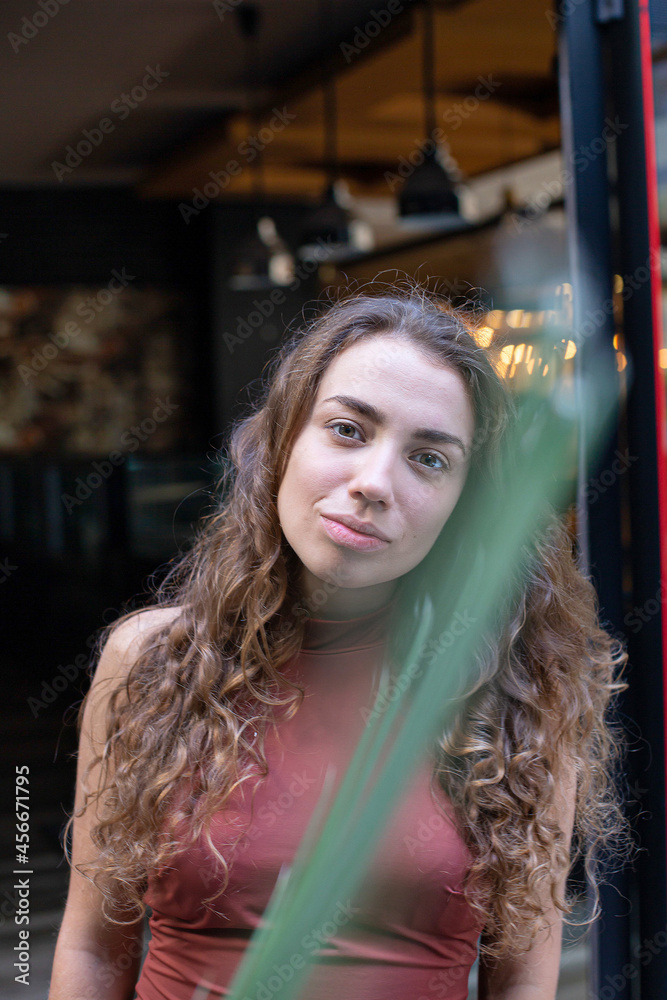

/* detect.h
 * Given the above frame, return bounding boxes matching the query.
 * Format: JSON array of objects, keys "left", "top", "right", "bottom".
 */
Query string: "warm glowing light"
[
  {"left": 508, "top": 362, "right": 517, "bottom": 378},
  {"left": 564, "top": 340, "right": 576, "bottom": 360},
  {"left": 514, "top": 343, "right": 526, "bottom": 364},
  {"left": 526, "top": 344, "right": 533, "bottom": 362},
  {"left": 476, "top": 325, "right": 494, "bottom": 348},
  {"left": 614, "top": 274, "right": 623, "bottom": 294},
  {"left": 486, "top": 310, "right": 504, "bottom": 328},
  {"left": 500, "top": 344, "right": 514, "bottom": 365},
  {"left": 613, "top": 334, "right": 619, "bottom": 349},
  {"left": 506, "top": 309, "right": 524, "bottom": 328},
  {"left": 527, "top": 357, "right": 535, "bottom": 374},
  {"left": 659, "top": 348, "right": 667, "bottom": 369},
  {"left": 542, "top": 364, "right": 549, "bottom": 375},
  {"left": 520, "top": 312, "right": 533, "bottom": 327}
]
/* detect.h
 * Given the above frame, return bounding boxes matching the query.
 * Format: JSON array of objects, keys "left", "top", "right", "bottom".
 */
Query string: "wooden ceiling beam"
[{"left": 138, "top": 0, "right": 558, "bottom": 201}]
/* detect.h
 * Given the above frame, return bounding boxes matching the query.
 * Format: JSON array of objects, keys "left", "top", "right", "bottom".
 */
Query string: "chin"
[{"left": 305, "top": 558, "right": 373, "bottom": 592}]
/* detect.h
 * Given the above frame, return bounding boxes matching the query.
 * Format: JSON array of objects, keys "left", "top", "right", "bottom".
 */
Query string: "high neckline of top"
[{"left": 300, "top": 595, "right": 398, "bottom": 654}]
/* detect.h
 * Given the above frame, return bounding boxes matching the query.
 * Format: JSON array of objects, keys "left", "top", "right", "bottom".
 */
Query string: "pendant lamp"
[
  {"left": 297, "top": 73, "right": 351, "bottom": 262},
  {"left": 297, "top": 0, "right": 373, "bottom": 261},
  {"left": 398, "top": 0, "right": 463, "bottom": 225},
  {"left": 229, "top": 3, "right": 295, "bottom": 289}
]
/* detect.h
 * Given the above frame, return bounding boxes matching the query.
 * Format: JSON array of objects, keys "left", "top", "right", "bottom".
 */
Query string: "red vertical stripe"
[{"left": 638, "top": 0, "right": 667, "bottom": 808}]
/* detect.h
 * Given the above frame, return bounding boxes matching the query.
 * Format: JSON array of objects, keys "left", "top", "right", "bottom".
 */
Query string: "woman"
[{"left": 49, "top": 283, "right": 631, "bottom": 1000}]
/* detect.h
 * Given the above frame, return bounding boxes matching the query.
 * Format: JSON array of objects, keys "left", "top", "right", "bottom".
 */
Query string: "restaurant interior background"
[{"left": 1, "top": 0, "right": 666, "bottom": 996}]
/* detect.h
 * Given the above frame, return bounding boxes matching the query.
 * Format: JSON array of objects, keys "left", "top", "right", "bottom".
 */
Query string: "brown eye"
[
  {"left": 329, "top": 421, "right": 362, "bottom": 440},
  {"left": 414, "top": 451, "right": 448, "bottom": 471}
]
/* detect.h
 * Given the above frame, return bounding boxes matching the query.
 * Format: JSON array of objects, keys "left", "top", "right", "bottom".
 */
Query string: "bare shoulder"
[
  {"left": 91, "top": 605, "right": 184, "bottom": 692},
  {"left": 80, "top": 605, "right": 185, "bottom": 760}
]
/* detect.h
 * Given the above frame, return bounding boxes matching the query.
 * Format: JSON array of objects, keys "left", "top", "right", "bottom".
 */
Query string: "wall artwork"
[{"left": 0, "top": 282, "right": 196, "bottom": 455}]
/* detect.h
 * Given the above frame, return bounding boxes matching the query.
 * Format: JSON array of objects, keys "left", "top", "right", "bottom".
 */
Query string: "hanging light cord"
[
  {"left": 323, "top": 72, "right": 338, "bottom": 187},
  {"left": 423, "top": 0, "right": 436, "bottom": 141},
  {"left": 236, "top": 3, "right": 264, "bottom": 202},
  {"left": 320, "top": 0, "right": 338, "bottom": 188}
]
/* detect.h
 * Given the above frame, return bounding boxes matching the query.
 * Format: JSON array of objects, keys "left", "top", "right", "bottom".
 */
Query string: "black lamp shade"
[
  {"left": 398, "top": 148, "right": 460, "bottom": 218},
  {"left": 298, "top": 183, "right": 350, "bottom": 258}
]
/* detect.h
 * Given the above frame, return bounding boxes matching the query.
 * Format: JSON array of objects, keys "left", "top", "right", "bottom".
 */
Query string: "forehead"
[{"left": 315, "top": 335, "right": 473, "bottom": 417}]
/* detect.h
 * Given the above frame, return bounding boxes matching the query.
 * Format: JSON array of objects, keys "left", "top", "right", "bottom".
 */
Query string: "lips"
[
  {"left": 320, "top": 515, "right": 389, "bottom": 552},
  {"left": 321, "top": 512, "right": 390, "bottom": 542}
]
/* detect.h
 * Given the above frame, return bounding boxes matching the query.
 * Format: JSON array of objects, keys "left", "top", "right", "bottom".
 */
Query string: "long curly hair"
[{"left": 66, "top": 280, "right": 632, "bottom": 962}]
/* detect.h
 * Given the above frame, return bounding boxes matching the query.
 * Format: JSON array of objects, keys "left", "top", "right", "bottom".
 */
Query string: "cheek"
[
  {"left": 402, "top": 482, "right": 464, "bottom": 546},
  {"left": 290, "top": 439, "right": 347, "bottom": 497},
  {"left": 278, "top": 438, "right": 334, "bottom": 519}
]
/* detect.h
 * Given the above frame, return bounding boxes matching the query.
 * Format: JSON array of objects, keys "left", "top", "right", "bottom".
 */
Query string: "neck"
[{"left": 299, "top": 569, "right": 398, "bottom": 620}]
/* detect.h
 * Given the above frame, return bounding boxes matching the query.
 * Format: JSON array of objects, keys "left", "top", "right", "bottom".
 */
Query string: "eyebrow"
[{"left": 320, "top": 394, "right": 468, "bottom": 457}]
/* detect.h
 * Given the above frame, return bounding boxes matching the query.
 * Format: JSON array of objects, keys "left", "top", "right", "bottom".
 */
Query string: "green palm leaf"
[{"left": 220, "top": 345, "right": 617, "bottom": 1000}]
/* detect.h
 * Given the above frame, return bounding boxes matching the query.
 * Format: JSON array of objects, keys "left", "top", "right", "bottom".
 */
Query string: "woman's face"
[{"left": 277, "top": 334, "right": 476, "bottom": 618}]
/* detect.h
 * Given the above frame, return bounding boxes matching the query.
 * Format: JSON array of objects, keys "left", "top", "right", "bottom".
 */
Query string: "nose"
[{"left": 347, "top": 442, "right": 395, "bottom": 508}]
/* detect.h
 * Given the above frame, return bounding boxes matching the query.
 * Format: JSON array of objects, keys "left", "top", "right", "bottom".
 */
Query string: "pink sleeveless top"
[{"left": 134, "top": 601, "right": 484, "bottom": 1000}]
